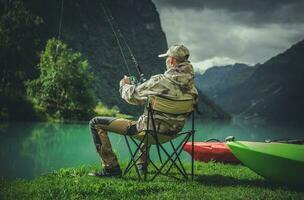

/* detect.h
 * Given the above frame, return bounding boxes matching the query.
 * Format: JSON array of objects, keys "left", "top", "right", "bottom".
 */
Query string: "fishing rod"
[
  {"left": 100, "top": 0, "right": 146, "bottom": 84},
  {"left": 55, "top": 0, "right": 65, "bottom": 56}
]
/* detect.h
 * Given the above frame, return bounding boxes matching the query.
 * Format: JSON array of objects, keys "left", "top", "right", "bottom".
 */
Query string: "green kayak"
[{"left": 227, "top": 141, "right": 304, "bottom": 185}]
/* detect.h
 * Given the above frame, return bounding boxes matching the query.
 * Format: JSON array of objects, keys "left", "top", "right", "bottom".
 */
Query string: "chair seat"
[{"left": 132, "top": 131, "right": 178, "bottom": 145}]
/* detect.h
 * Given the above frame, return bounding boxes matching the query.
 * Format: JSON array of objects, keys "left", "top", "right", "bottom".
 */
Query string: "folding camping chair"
[{"left": 123, "top": 95, "right": 196, "bottom": 181}]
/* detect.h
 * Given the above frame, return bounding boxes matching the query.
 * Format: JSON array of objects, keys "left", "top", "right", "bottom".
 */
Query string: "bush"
[
  {"left": 0, "top": 1, "right": 43, "bottom": 95},
  {"left": 94, "top": 102, "right": 132, "bottom": 118},
  {"left": 0, "top": 1, "right": 43, "bottom": 121},
  {"left": 27, "top": 38, "right": 95, "bottom": 120}
]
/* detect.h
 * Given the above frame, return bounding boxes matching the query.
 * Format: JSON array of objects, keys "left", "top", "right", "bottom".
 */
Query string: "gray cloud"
[
  {"left": 153, "top": 0, "right": 304, "bottom": 25},
  {"left": 152, "top": 0, "right": 304, "bottom": 71}
]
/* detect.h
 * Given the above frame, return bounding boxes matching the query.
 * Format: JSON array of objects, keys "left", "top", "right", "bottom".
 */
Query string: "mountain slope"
[
  {"left": 196, "top": 63, "right": 257, "bottom": 98},
  {"left": 235, "top": 39, "right": 304, "bottom": 127},
  {"left": 0, "top": 0, "right": 231, "bottom": 121},
  {"left": 196, "top": 39, "right": 304, "bottom": 128},
  {"left": 195, "top": 63, "right": 257, "bottom": 112},
  {"left": 23, "top": 0, "right": 167, "bottom": 115}
]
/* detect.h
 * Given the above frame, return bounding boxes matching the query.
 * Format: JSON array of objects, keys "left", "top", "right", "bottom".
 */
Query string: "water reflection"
[
  {"left": 0, "top": 120, "right": 302, "bottom": 179},
  {"left": 0, "top": 122, "right": 98, "bottom": 179}
]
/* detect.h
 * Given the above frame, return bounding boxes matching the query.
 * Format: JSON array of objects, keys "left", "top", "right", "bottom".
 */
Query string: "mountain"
[
  {"left": 22, "top": 0, "right": 167, "bottom": 115},
  {"left": 0, "top": 0, "right": 231, "bottom": 121},
  {"left": 195, "top": 89, "right": 231, "bottom": 122},
  {"left": 234, "top": 39, "right": 304, "bottom": 127},
  {"left": 196, "top": 40, "right": 304, "bottom": 128},
  {"left": 195, "top": 63, "right": 257, "bottom": 105}
]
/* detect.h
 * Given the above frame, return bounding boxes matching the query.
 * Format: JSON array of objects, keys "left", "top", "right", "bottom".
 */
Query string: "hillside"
[
  {"left": 22, "top": 0, "right": 167, "bottom": 115},
  {"left": 0, "top": 0, "right": 230, "bottom": 121},
  {"left": 195, "top": 63, "right": 257, "bottom": 106},
  {"left": 235, "top": 40, "right": 304, "bottom": 127},
  {"left": 196, "top": 40, "right": 304, "bottom": 128}
]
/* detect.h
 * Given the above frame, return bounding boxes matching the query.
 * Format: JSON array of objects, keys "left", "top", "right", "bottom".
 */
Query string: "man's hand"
[{"left": 120, "top": 75, "right": 131, "bottom": 87}]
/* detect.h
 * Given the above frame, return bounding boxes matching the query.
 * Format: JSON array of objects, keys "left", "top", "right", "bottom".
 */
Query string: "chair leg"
[
  {"left": 144, "top": 135, "right": 148, "bottom": 180},
  {"left": 124, "top": 131, "right": 195, "bottom": 181},
  {"left": 124, "top": 137, "right": 140, "bottom": 173},
  {"left": 161, "top": 133, "right": 192, "bottom": 179},
  {"left": 191, "top": 111, "right": 195, "bottom": 181},
  {"left": 124, "top": 135, "right": 147, "bottom": 180},
  {"left": 150, "top": 134, "right": 191, "bottom": 181},
  {"left": 191, "top": 131, "right": 194, "bottom": 180},
  {"left": 126, "top": 138, "right": 147, "bottom": 171},
  {"left": 164, "top": 140, "right": 187, "bottom": 176}
]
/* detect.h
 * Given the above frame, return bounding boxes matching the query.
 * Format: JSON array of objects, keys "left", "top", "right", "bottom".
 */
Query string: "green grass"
[
  {"left": 94, "top": 102, "right": 132, "bottom": 119},
  {"left": 1, "top": 162, "right": 303, "bottom": 200}
]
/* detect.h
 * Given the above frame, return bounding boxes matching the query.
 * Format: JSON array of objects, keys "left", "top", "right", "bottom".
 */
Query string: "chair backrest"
[{"left": 147, "top": 95, "right": 194, "bottom": 115}]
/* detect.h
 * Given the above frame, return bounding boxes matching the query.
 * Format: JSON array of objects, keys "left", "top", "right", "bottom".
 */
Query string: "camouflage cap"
[{"left": 158, "top": 44, "right": 190, "bottom": 61}]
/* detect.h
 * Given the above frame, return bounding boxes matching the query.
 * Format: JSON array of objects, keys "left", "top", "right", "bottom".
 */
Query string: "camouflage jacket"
[{"left": 120, "top": 61, "right": 198, "bottom": 134}]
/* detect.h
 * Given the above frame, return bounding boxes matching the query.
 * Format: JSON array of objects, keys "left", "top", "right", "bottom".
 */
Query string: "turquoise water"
[{"left": 0, "top": 120, "right": 302, "bottom": 179}]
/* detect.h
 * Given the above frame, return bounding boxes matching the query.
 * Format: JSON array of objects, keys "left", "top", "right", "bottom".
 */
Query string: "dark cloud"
[
  {"left": 153, "top": 0, "right": 304, "bottom": 24},
  {"left": 152, "top": 0, "right": 304, "bottom": 71}
]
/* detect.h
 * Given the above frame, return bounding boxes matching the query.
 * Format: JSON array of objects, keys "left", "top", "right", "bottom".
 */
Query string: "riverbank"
[{"left": 1, "top": 162, "right": 303, "bottom": 200}]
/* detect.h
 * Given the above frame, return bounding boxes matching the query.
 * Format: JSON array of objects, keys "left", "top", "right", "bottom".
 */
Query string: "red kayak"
[{"left": 183, "top": 142, "right": 240, "bottom": 164}]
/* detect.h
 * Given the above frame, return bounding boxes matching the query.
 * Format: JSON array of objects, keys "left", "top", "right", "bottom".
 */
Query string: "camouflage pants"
[{"left": 89, "top": 117, "right": 149, "bottom": 169}]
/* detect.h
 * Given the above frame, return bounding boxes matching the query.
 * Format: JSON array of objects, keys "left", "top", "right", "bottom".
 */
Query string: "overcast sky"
[{"left": 152, "top": 0, "right": 304, "bottom": 73}]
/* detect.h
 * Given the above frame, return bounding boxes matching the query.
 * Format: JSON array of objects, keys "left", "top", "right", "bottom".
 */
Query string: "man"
[{"left": 89, "top": 44, "right": 198, "bottom": 177}]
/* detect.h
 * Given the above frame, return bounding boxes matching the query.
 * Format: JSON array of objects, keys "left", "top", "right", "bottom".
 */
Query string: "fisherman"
[{"left": 88, "top": 44, "right": 198, "bottom": 177}]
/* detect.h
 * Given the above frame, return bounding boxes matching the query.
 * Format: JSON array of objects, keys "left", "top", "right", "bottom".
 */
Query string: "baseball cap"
[{"left": 158, "top": 44, "right": 190, "bottom": 61}]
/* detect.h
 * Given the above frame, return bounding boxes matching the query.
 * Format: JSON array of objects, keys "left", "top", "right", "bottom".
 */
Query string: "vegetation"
[
  {"left": 0, "top": 1, "right": 230, "bottom": 122},
  {"left": 0, "top": 162, "right": 303, "bottom": 200},
  {"left": 0, "top": 2, "right": 130, "bottom": 122},
  {"left": 27, "top": 39, "right": 96, "bottom": 121},
  {"left": 0, "top": 1, "right": 43, "bottom": 121},
  {"left": 94, "top": 102, "right": 132, "bottom": 118},
  {"left": 0, "top": 1, "right": 42, "bottom": 94}
]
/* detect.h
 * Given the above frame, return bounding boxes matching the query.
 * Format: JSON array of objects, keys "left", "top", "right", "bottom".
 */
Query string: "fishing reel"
[
  {"left": 128, "top": 74, "right": 146, "bottom": 85},
  {"left": 129, "top": 76, "right": 138, "bottom": 84}
]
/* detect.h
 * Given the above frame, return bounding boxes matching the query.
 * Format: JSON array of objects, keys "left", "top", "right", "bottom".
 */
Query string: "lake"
[{"left": 0, "top": 120, "right": 302, "bottom": 179}]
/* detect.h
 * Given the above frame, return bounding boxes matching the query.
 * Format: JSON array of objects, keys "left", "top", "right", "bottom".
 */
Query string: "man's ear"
[{"left": 170, "top": 57, "right": 176, "bottom": 65}]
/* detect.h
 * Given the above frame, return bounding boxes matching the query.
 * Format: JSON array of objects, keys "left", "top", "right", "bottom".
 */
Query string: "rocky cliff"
[
  {"left": 1, "top": 0, "right": 231, "bottom": 121},
  {"left": 23, "top": 0, "right": 168, "bottom": 115}
]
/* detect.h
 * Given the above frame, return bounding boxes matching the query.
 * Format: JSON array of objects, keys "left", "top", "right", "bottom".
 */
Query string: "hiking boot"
[{"left": 88, "top": 165, "right": 122, "bottom": 178}]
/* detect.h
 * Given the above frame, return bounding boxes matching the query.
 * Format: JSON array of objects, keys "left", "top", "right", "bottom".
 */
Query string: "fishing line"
[
  {"left": 58, "top": 0, "right": 64, "bottom": 40},
  {"left": 100, "top": 0, "right": 146, "bottom": 82},
  {"left": 56, "top": 0, "right": 65, "bottom": 56},
  {"left": 100, "top": 0, "right": 131, "bottom": 76}
]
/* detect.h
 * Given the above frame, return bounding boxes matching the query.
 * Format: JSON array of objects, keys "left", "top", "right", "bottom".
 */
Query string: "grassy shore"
[{"left": 1, "top": 162, "right": 303, "bottom": 200}]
